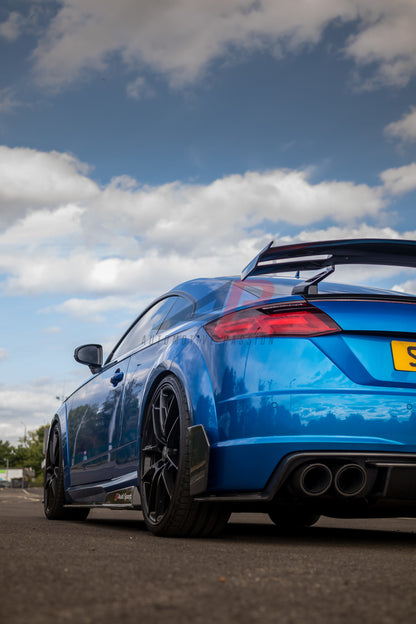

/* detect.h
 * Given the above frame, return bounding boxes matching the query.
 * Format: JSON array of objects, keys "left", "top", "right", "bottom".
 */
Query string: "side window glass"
[
  {"left": 159, "top": 296, "right": 194, "bottom": 332},
  {"left": 112, "top": 298, "right": 175, "bottom": 360},
  {"left": 195, "top": 282, "right": 235, "bottom": 314}
]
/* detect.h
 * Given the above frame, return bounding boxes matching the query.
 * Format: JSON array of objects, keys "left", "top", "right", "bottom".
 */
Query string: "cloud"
[
  {"left": 0, "top": 87, "right": 22, "bottom": 114},
  {"left": 25, "top": 1, "right": 416, "bottom": 91},
  {"left": 1, "top": 146, "right": 415, "bottom": 308},
  {"left": 0, "top": 381, "right": 58, "bottom": 445},
  {"left": 126, "top": 76, "right": 155, "bottom": 100},
  {"left": 0, "top": 11, "right": 24, "bottom": 42},
  {"left": 0, "top": 146, "right": 97, "bottom": 227},
  {"left": 385, "top": 107, "right": 416, "bottom": 143},
  {"left": 276, "top": 223, "right": 414, "bottom": 245},
  {"left": 45, "top": 295, "right": 146, "bottom": 323},
  {"left": 344, "top": 1, "right": 416, "bottom": 88},
  {"left": 0, "top": 348, "right": 9, "bottom": 362},
  {"left": 0, "top": 146, "right": 393, "bottom": 300},
  {"left": 380, "top": 163, "right": 416, "bottom": 195},
  {"left": 43, "top": 326, "right": 62, "bottom": 335},
  {"left": 31, "top": 0, "right": 341, "bottom": 87}
]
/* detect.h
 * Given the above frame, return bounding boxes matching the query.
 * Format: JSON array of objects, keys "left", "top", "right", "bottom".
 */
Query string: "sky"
[{"left": 1, "top": 0, "right": 416, "bottom": 445}]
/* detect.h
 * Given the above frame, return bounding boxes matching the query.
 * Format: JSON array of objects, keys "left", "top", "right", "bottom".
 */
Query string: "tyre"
[
  {"left": 140, "top": 375, "right": 229, "bottom": 537},
  {"left": 268, "top": 507, "right": 320, "bottom": 529},
  {"left": 44, "top": 422, "right": 89, "bottom": 521}
]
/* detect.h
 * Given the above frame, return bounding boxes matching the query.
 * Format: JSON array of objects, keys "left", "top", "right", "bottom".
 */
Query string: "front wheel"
[
  {"left": 44, "top": 422, "right": 89, "bottom": 521},
  {"left": 140, "top": 375, "right": 229, "bottom": 537}
]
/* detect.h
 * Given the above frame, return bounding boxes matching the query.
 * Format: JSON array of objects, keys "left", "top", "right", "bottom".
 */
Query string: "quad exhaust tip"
[
  {"left": 298, "top": 463, "right": 333, "bottom": 496},
  {"left": 295, "top": 462, "right": 368, "bottom": 498},
  {"left": 334, "top": 463, "right": 367, "bottom": 497}
]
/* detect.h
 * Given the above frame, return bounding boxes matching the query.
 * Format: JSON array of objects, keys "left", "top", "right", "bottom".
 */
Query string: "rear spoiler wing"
[{"left": 241, "top": 239, "right": 416, "bottom": 296}]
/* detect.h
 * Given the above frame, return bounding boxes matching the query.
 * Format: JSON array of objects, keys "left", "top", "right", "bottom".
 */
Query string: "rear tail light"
[{"left": 204, "top": 303, "right": 340, "bottom": 342}]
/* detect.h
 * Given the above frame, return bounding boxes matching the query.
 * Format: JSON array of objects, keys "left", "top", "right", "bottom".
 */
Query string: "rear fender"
[
  {"left": 167, "top": 339, "right": 219, "bottom": 444},
  {"left": 137, "top": 336, "right": 219, "bottom": 445}
]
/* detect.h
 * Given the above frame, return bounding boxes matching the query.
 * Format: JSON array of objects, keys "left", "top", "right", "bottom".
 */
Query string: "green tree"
[
  {"left": 13, "top": 425, "right": 49, "bottom": 477},
  {"left": 0, "top": 439, "right": 15, "bottom": 465}
]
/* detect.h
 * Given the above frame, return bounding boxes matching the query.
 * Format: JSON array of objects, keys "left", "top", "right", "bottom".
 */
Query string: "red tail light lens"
[{"left": 205, "top": 303, "right": 340, "bottom": 342}]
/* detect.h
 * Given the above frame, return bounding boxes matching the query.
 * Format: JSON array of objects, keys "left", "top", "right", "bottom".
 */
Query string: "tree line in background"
[{"left": 0, "top": 425, "right": 48, "bottom": 482}]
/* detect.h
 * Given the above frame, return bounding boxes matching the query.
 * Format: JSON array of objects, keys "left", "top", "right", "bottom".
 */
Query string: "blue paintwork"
[{"left": 52, "top": 268, "right": 416, "bottom": 503}]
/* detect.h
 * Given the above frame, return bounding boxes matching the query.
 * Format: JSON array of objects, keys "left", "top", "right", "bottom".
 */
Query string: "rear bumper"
[
  {"left": 206, "top": 435, "right": 415, "bottom": 491},
  {"left": 200, "top": 447, "right": 416, "bottom": 517}
]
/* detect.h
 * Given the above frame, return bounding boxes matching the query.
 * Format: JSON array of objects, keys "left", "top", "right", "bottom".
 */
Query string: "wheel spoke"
[
  {"left": 44, "top": 470, "right": 58, "bottom": 509},
  {"left": 148, "top": 464, "right": 164, "bottom": 518},
  {"left": 165, "top": 449, "right": 178, "bottom": 471},
  {"left": 159, "top": 390, "right": 167, "bottom": 437},
  {"left": 151, "top": 403, "right": 165, "bottom": 446},
  {"left": 159, "top": 388, "right": 170, "bottom": 419},
  {"left": 161, "top": 389, "right": 177, "bottom": 431},
  {"left": 154, "top": 470, "right": 171, "bottom": 521},
  {"left": 49, "top": 430, "right": 58, "bottom": 466},
  {"left": 49, "top": 474, "right": 58, "bottom": 497},
  {"left": 142, "top": 457, "right": 161, "bottom": 484},
  {"left": 161, "top": 464, "right": 176, "bottom": 499},
  {"left": 164, "top": 391, "right": 175, "bottom": 419},
  {"left": 44, "top": 472, "right": 53, "bottom": 490},
  {"left": 165, "top": 415, "right": 179, "bottom": 447}
]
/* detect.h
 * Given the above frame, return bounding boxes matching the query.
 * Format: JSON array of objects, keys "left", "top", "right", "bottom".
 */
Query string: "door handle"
[{"left": 110, "top": 369, "right": 124, "bottom": 387}]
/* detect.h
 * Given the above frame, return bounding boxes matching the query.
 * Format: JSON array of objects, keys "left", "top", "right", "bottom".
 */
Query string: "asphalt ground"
[{"left": 0, "top": 488, "right": 415, "bottom": 624}]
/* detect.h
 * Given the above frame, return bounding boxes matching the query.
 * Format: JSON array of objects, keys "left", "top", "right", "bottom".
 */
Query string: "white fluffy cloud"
[
  {"left": 26, "top": 0, "right": 416, "bottom": 91},
  {"left": 345, "top": 0, "right": 416, "bottom": 88},
  {"left": 380, "top": 163, "right": 416, "bottom": 195},
  {"left": 0, "top": 381, "right": 59, "bottom": 445},
  {"left": 385, "top": 107, "right": 416, "bottom": 143},
  {"left": 0, "top": 144, "right": 414, "bottom": 313},
  {"left": 0, "top": 146, "right": 397, "bottom": 301},
  {"left": 0, "top": 146, "right": 97, "bottom": 227}
]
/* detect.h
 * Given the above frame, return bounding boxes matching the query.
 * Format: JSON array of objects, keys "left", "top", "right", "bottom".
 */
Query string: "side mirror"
[{"left": 74, "top": 344, "right": 103, "bottom": 374}]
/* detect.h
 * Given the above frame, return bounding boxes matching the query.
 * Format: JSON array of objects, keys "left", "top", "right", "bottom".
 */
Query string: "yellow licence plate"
[{"left": 391, "top": 340, "right": 416, "bottom": 371}]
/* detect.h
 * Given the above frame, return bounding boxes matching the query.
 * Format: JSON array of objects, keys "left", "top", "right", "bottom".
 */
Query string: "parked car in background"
[{"left": 44, "top": 239, "right": 416, "bottom": 536}]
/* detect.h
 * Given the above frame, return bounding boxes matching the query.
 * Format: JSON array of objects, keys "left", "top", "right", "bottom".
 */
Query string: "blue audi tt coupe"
[{"left": 44, "top": 239, "right": 416, "bottom": 536}]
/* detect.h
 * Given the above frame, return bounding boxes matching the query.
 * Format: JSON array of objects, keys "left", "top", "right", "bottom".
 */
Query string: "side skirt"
[{"left": 66, "top": 472, "right": 141, "bottom": 510}]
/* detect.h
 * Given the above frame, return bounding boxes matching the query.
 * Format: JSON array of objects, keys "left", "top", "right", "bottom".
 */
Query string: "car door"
[
  {"left": 67, "top": 296, "right": 194, "bottom": 488},
  {"left": 67, "top": 358, "right": 130, "bottom": 487}
]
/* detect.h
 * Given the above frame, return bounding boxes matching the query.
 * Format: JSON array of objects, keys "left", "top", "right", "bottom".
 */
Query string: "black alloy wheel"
[
  {"left": 140, "top": 375, "right": 230, "bottom": 537},
  {"left": 44, "top": 422, "right": 89, "bottom": 521}
]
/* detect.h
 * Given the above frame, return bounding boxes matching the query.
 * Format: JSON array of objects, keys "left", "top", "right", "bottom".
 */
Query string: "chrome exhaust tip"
[{"left": 334, "top": 464, "right": 367, "bottom": 497}]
